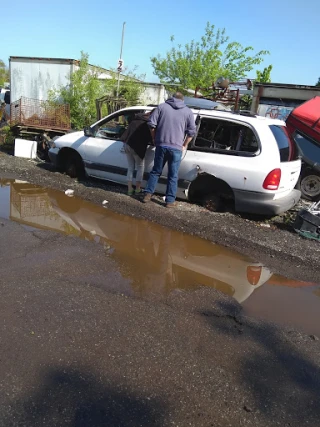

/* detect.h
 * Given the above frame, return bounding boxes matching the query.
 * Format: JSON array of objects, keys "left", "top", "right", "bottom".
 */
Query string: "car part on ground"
[{"left": 294, "top": 201, "right": 320, "bottom": 241}]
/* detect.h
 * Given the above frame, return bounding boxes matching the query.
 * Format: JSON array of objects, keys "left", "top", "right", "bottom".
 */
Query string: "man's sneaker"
[
  {"left": 165, "top": 201, "right": 177, "bottom": 208},
  {"left": 142, "top": 193, "right": 152, "bottom": 203}
]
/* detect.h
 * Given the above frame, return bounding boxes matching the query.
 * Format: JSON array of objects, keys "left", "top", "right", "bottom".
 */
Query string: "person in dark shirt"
[{"left": 121, "top": 111, "right": 153, "bottom": 195}]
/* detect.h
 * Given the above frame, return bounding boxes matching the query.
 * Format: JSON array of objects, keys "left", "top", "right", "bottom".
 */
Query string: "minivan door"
[{"left": 83, "top": 109, "right": 144, "bottom": 183}]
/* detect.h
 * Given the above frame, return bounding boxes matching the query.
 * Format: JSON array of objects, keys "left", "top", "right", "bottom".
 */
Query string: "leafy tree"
[
  {"left": 151, "top": 22, "right": 269, "bottom": 93},
  {"left": 0, "top": 59, "right": 9, "bottom": 86},
  {"left": 49, "top": 52, "right": 144, "bottom": 130},
  {"left": 256, "top": 65, "right": 272, "bottom": 83},
  {"left": 315, "top": 77, "right": 320, "bottom": 87}
]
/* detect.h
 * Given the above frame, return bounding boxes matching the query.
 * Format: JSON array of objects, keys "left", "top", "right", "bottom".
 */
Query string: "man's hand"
[{"left": 183, "top": 136, "right": 193, "bottom": 151}]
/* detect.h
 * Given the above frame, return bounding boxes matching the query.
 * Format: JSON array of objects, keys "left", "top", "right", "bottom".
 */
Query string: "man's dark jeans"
[{"left": 145, "top": 146, "right": 182, "bottom": 203}]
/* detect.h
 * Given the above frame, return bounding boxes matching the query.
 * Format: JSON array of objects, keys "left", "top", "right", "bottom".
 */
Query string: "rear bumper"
[{"left": 234, "top": 189, "right": 301, "bottom": 215}]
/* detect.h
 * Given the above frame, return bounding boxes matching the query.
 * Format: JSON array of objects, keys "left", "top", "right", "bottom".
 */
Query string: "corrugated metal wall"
[{"left": 10, "top": 59, "right": 73, "bottom": 102}]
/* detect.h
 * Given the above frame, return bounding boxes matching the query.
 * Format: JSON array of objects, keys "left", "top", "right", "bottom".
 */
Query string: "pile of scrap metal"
[
  {"left": 194, "top": 78, "right": 253, "bottom": 110},
  {"left": 294, "top": 201, "right": 320, "bottom": 241}
]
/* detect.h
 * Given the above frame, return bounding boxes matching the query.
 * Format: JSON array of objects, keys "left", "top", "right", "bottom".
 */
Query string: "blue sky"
[{"left": 2, "top": 0, "right": 319, "bottom": 86}]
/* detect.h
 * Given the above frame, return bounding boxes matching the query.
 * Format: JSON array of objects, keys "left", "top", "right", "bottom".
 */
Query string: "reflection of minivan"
[
  {"left": 49, "top": 102, "right": 302, "bottom": 215},
  {"left": 286, "top": 97, "right": 320, "bottom": 201},
  {"left": 4, "top": 181, "right": 273, "bottom": 304}
]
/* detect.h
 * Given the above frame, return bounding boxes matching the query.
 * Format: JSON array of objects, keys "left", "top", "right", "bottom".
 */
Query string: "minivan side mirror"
[{"left": 84, "top": 126, "right": 96, "bottom": 137}]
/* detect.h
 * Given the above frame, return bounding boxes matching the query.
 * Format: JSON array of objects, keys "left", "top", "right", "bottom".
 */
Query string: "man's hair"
[{"left": 172, "top": 92, "right": 184, "bottom": 100}]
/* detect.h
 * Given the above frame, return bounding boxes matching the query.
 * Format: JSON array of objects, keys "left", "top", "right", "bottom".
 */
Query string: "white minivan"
[{"left": 48, "top": 102, "right": 301, "bottom": 215}]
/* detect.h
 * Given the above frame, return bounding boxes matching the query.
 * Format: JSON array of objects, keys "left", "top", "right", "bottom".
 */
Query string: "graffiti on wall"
[{"left": 258, "top": 104, "right": 294, "bottom": 121}]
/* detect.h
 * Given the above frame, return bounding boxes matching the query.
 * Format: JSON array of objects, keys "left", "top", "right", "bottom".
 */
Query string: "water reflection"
[{"left": 1, "top": 180, "right": 274, "bottom": 304}]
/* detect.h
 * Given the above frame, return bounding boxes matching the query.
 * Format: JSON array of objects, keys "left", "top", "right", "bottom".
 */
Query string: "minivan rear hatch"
[{"left": 269, "top": 125, "right": 301, "bottom": 195}]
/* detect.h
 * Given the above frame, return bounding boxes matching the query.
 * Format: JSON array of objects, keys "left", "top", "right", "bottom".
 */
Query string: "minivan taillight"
[{"left": 263, "top": 169, "right": 281, "bottom": 190}]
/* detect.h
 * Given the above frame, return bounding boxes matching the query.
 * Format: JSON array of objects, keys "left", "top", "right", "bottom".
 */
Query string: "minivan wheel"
[
  {"left": 203, "top": 193, "right": 224, "bottom": 212},
  {"left": 64, "top": 152, "right": 85, "bottom": 179},
  {"left": 298, "top": 171, "right": 320, "bottom": 201}
]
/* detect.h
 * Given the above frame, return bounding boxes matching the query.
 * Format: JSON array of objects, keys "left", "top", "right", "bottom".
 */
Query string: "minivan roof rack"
[{"left": 232, "top": 110, "right": 257, "bottom": 117}]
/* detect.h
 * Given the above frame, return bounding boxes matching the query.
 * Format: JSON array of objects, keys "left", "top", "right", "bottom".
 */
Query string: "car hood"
[{"left": 55, "top": 130, "right": 85, "bottom": 147}]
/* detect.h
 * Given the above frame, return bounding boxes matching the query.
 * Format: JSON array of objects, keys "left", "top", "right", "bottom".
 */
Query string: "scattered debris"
[
  {"left": 310, "top": 334, "right": 319, "bottom": 341},
  {"left": 243, "top": 405, "right": 253, "bottom": 413},
  {"left": 65, "top": 189, "right": 74, "bottom": 197},
  {"left": 102, "top": 200, "right": 109, "bottom": 206},
  {"left": 259, "top": 223, "right": 271, "bottom": 228}
]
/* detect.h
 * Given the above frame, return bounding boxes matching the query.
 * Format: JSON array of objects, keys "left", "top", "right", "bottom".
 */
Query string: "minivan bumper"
[
  {"left": 234, "top": 189, "right": 301, "bottom": 215},
  {"left": 48, "top": 148, "right": 61, "bottom": 168}
]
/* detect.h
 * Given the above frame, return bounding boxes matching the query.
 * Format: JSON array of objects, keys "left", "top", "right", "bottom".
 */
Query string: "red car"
[{"left": 286, "top": 96, "right": 320, "bottom": 201}]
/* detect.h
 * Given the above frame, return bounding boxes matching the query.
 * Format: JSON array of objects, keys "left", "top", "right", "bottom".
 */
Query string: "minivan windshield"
[{"left": 269, "top": 125, "right": 294, "bottom": 162}]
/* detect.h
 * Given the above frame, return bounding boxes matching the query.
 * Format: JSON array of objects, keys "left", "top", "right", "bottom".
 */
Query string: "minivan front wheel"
[
  {"left": 63, "top": 152, "right": 85, "bottom": 179},
  {"left": 298, "top": 170, "right": 320, "bottom": 201}
]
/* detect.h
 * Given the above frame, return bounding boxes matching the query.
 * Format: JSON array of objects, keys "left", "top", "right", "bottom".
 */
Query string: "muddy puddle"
[{"left": 0, "top": 179, "right": 319, "bottom": 335}]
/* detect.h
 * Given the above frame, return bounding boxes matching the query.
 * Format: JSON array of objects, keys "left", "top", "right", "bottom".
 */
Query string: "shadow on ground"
[
  {"left": 2, "top": 367, "right": 165, "bottom": 427},
  {"left": 201, "top": 300, "right": 320, "bottom": 425}
]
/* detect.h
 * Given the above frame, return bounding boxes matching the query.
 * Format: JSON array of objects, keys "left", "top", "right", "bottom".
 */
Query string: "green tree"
[
  {"left": 151, "top": 22, "right": 269, "bottom": 93},
  {"left": 315, "top": 77, "right": 320, "bottom": 87},
  {"left": 0, "top": 59, "right": 9, "bottom": 86},
  {"left": 49, "top": 52, "right": 144, "bottom": 130},
  {"left": 256, "top": 65, "right": 272, "bottom": 83}
]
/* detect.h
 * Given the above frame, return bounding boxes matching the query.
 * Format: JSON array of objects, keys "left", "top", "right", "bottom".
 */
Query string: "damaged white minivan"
[{"left": 48, "top": 101, "right": 301, "bottom": 215}]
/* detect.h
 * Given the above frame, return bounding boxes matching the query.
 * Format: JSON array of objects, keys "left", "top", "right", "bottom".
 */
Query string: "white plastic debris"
[
  {"left": 89, "top": 230, "right": 96, "bottom": 235},
  {"left": 14, "top": 139, "right": 37, "bottom": 159},
  {"left": 102, "top": 200, "right": 109, "bottom": 206},
  {"left": 65, "top": 189, "right": 74, "bottom": 197}
]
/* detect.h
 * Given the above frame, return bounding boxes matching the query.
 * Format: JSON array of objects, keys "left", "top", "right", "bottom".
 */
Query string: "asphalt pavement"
[{"left": 1, "top": 219, "right": 320, "bottom": 426}]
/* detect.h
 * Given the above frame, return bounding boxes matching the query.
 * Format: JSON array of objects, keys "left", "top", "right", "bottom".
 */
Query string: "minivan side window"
[
  {"left": 191, "top": 118, "right": 259, "bottom": 155},
  {"left": 95, "top": 110, "right": 143, "bottom": 140}
]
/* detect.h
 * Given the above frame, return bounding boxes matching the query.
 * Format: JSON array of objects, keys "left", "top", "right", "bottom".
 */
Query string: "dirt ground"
[{"left": 0, "top": 150, "right": 319, "bottom": 283}]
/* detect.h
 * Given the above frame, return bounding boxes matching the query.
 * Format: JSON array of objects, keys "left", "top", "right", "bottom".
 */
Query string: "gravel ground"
[{"left": 0, "top": 150, "right": 319, "bottom": 283}]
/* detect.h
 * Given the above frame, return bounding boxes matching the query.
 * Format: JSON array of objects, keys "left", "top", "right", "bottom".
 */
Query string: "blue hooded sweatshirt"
[{"left": 148, "top": 97, "right": 196, "bottom": 151}]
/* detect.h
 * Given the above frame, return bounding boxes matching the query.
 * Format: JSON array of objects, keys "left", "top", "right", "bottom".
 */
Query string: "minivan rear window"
[{"left": 269, "top": 125, "right": 293, "bottom": 162}]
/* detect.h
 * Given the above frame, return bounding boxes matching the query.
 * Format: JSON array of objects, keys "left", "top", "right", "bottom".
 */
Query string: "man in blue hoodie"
[{"left": 143, "top": 92, "right": 196, "bottom": 207}]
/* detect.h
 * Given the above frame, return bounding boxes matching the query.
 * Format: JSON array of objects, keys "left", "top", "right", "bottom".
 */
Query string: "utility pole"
[{"left": 116, "top": 22, "right": 126, "bottom": 98}]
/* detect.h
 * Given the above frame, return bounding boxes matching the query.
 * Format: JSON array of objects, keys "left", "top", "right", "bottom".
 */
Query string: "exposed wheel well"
[
  {"left": 188, "top": 173, "right": 234, "bottom": 203},
  {"left": 58, "top": 147, "right": 82, "bottom": 165},
  {"left": 58, "top": 147, "right": 85, "bottom": 179}
]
